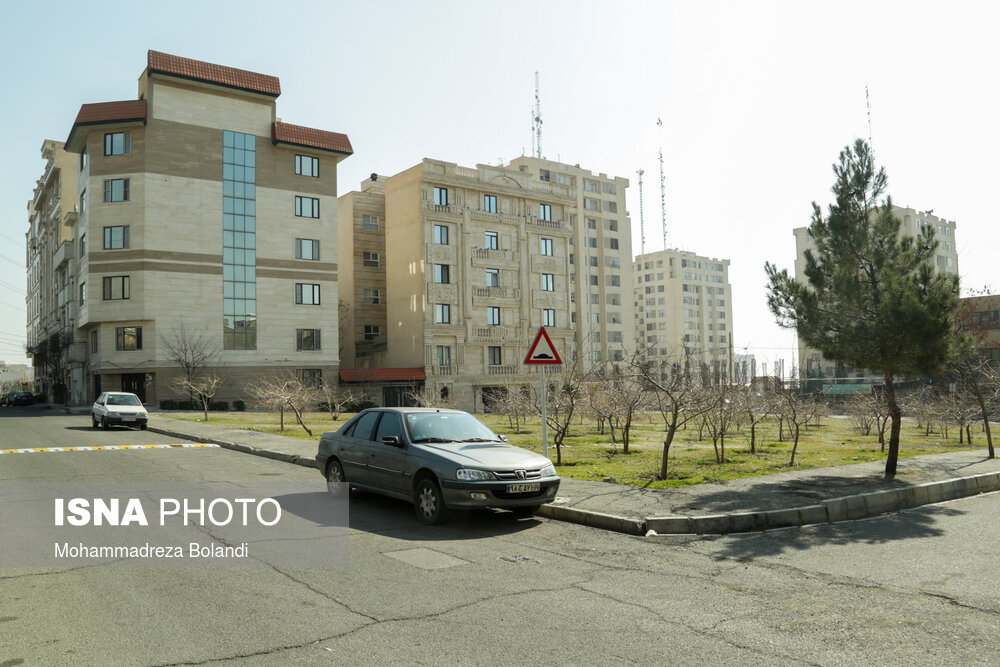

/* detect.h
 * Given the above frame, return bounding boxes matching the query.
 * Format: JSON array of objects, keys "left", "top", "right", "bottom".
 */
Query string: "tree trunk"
[
  {"left": 972, "top": 388, "right": 995, "bottom": 458},
  {"left": 789, "top": 424, "right": 801, "bottom": 466},
  {"left": 884, "top": 370, "right": 901, "bottom": 480},
  {"left": 659, "top": 418, "right": 678, "bottom": 480}
]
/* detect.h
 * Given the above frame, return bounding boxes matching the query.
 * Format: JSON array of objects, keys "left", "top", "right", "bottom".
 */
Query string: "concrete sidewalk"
[{"left": 136, "top": 411, "right": 1000, "bottom": 537}]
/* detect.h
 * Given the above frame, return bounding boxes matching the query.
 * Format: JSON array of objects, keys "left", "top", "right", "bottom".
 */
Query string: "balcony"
[
  {"left": 53, "top": 240, "right": 73, "bottom": 270},
  {"left": 472, "top": 326, "right": 511, "bottom": 342},
  {"left": 472, "top": 286, "right": 521, "bottom": 307},
  {"left": 430, "top": 365, "right": 458, "bottom": 376},
  {"left": 487, "top": 365, "right": 517, "bottom": 376},
  {"left": 472, "top": 248, "right": 518, "bottom": 267}
]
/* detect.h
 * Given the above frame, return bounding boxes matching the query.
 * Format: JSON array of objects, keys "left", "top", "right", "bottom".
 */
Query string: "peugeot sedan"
[
  {"left": 317, "top": 408, "right": 560, "bottom": 524},
  {"left": 92, "top": 392, "right": 149, "bottom": 429}
]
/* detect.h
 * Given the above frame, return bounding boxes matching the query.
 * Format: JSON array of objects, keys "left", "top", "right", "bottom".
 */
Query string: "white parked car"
[{"left": 92, "top": 392, "right": 148, "bottom": 430}]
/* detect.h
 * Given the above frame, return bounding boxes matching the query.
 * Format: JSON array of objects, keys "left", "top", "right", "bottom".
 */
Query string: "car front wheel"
[
  {"left": 101, "top": 416, "right": 109, "bottom": 430},
  {"left": 92, "top": 415, "right": 99, "bottom": 429},
  {"left": 414, "top": 477, "right": 448, "bottom": 525}
]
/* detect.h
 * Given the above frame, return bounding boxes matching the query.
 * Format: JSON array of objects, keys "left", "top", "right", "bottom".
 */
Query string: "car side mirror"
[
  {"left": 499, "top": 435, "right": 508, "bottom": 442},
  {"left": 382, "top": 435, "right": 403, "bottom": 447}
]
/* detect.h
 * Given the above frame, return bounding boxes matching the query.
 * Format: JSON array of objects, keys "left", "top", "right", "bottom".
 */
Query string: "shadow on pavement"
[{"left": 704, "top": 504, "right": 962, "bottom": 562}]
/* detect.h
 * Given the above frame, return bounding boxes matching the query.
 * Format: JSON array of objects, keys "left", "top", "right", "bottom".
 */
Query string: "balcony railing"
[{"left": 487, "top": 365, "right": 517, "bottom": 376}]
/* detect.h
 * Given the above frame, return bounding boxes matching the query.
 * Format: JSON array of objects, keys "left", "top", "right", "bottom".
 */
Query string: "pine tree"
[{"left": 765, "top": 139, "right": 963, "bottom": 479}]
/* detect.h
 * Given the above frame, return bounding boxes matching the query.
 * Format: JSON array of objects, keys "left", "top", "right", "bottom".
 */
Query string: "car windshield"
[
  {"left": 107, "top": 394, "right": 142, "bottom": 406},
  {"left": 405, "top": 413, "right": 501, "bottom": 443}
]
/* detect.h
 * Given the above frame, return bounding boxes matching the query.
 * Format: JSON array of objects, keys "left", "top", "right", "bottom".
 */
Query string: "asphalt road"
[{"left": 2, "top": 407, "right": 999, "bottom": 666}]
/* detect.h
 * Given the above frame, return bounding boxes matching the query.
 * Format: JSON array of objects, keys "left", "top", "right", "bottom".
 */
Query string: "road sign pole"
[{"left": 540, "top": 365, "right": 547, "bottom": 459}]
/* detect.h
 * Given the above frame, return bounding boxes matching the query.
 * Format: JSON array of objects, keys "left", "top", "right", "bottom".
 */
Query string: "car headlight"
[
  {"left": 456, "top": 469, "right": 497, "bottom": 482},
  {"left": 540, "top": 463, "right": 557, "bottom": 478}
]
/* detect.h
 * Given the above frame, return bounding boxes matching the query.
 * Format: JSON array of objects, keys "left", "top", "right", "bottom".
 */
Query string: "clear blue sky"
[{"left": 2, "top": 0, "right": 996, "bottom": 372}]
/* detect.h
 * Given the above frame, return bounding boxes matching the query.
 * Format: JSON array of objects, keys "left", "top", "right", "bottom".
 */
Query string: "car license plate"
[
  {"left": 123, "top": 416, "right": 135, "bottom": 422},
  {"left": 506, "top": 483, "right": 540, "bottom": 494}
]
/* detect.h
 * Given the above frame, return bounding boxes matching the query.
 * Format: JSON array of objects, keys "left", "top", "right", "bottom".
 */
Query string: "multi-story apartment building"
[
  {"left": 632, "top": 249, "right": 734, "bottom": 382},
  {"left": 26, "top": 139, "right": 81, "bottom": 401},
  {"left": 337, "top": 157, "right": 633, "bottom": 412},
  {"left": 792, "top": 206, "right": 959, "bottom": 385},
  {"left": 958, "top": 293, "right": 1000, "bottom": 365},
  {"left": 29, "top": 51, "right": 352, "bottom": 404}
]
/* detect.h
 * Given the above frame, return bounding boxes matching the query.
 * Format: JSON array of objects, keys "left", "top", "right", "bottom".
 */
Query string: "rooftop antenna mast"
[
  {"left": 533, "top": 71, "right": 543, "bottom": 159},
  {"left": 657, "top": 118, "right": 667, "bottom": 251},
  {"left": 636, "top": 169, "right": 646, "bottom": 256},
  {"left": 866, "top": 84, "right": 874, "bottom": 159}
]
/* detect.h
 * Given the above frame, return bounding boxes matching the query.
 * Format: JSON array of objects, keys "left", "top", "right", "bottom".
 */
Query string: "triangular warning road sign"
[{"left": 524, "top": 326, "right": 562, "bottom": 365}]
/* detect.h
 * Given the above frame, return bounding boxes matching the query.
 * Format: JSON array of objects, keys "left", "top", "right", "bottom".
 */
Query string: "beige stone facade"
[
  {"left": 792, "top": 206, "right": 959, "bottom": 384},
  {"left": 632, "top": 249, "right": 734, "bottom": 381},
  {"left": 338, "top": 157, "right": 633, "bottom": 412},
  {"left": 30, "top": 51, "right": 352, "bottom": 405}
]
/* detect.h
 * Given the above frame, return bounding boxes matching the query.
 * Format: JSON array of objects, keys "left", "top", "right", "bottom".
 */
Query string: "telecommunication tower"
[
  {"left": 532, "top": 71, "right": 543, "bottom": 159},
  {"left": 657, "top": 118, "right": 667, "bottom": 251},
  {"left": 636, "top": 169, "right": 646, "bottom": 256}
]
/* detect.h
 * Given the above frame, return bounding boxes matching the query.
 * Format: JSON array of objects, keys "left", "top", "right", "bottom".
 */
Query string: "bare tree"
[
  {"left": 525, "top": 360, "right": 589, "bottom": 465},
  {"left": 161, "top": 322, "right": 219, "bottom": 404},
  {"left": 703, "top": 384, "right": 737, "bottom": 464},
  {"left": 407, "top": 385, "right": 454, "bottom": 409},
  {"left": 317, "top": 381, "right": 357, "bottom": 421},
  {"left": 632, "top": 347, "right": 714, "bottom": 480},
  {"left": 246, "top": 374, "right": 320, "bottom": 436},
  {"left": 774, "top": 384, "right": 821, "bottom": 466},
  {"left": 172, "top": 373, "right": 225, "bottom": 421},
  {"left": 735, "top": 383, "right": 773, "bottom": 455}
]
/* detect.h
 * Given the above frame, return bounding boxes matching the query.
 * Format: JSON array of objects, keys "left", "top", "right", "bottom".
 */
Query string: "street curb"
[
  {"left": 146, "top": 425, "right": 319, "bottom": 470},
  {"left": 646, "top": 470, "right": 1000, "bottom": 535},
  {"left": 143, "top": 422, "right": 999, "bottom": 537}
]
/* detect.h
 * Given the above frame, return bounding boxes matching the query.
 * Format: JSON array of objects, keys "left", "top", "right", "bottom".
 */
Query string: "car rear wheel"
[
  {"left": 326, "top": 459, "right": 347, "bottom": 498},
  {"left": 414, "top": 477, "right": 448, "bottom": 525}
]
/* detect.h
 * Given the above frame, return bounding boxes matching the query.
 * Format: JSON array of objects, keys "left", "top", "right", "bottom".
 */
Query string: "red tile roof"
[
  {"left": 147, "top": 50, "right": 281, "bottom": 97},
  {"left": 65, "top": 100, "right": 148, "bottom": 151},
  {"left": 272, "top": 121, "right": 354, "bottom": 155},
  {"left": 339, "top": 368, "right": 426, "bottom": 383}
]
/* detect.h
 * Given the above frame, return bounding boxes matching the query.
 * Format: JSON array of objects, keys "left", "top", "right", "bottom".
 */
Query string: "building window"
[
  {"left": 539, "top": 169, "right": 550, "bottom": 182},
  {"left": 584, "top": 179, "right": 598, "bottom": 192},
  {"left": 363, "top": 288, "right": 380, "bottom": 304},
  {"left": 295, "top": 154, "right": 319, "bottom": 177},
  {"left": 80, "top": 146, "right": 88, "bottom": 171},
  {"left": 79, "top": 189, "right": 87, "bottom": 214},
  {"left": 434, "top": 264, "right": 450, "bottom": 284},
  {"left": 295, "top": 283, "right": 321, "bottom": 305},
  {"left": 297, "top": 369, "right": 322, "bottom": 387},
  {"left": 488, "top": 346, "right": 502, "bottom": 365},
  {"left": 434, "top": 186, "right": 448, "bottom": 206},
  {"left": 89, "top": 330, "right": 98, "bottom": 354},
  {"left": 539, "top": 204, "right": 552, "bottom": 221},
  {"left": 295, "top": 238, "right": 320, "bottom": 260},
  {"left": 486, "top": 268, "right": 499, "bottom": 287},
  {"left": 484, "top": 195, "right": 497, "bottom": 213},
  {"left": 362, "top": 214, "right": 379, "bottom": 230},
  {"left": 363, "top": 325, "right": 380, "bottom": 341},
  {"left": 79, "top": 282, "right": 86, "bottom": 307},
  {"left": 295, "top": 196, "right": 320, "bottom": 218},
  {"left": 101, "top": 225, "right": 130, "bottom": 250},
  {"left": 436, "top": 345, "right": 451, "bottom": 366},
  {"left": 435, "top": 303, "right": 451, "bottom": 324},
  {"left": 434, "top": 224, "right": 449, "bottom": 245},
  {"left": 487, "top": 306, "right": 500, "bottom": 326},
  {"left": 587, "top": 218, "right": 597, "bottom": 229},
  {"left": 542, "top": 273, "right": 554, "bottom": 291},
  {"left": 296, "top": 329, "right": 321, "bottom": 350},
  {"left": 115, "top": 326, "right": 142, "bottom": 351},
  {"left": 609, "top": 238, "right": 619, "bottom": 250},
  {"left": 543, "top": 309, "right": 555, "bottom": 327},
  {"left": 103, "top": 178, "right": 129, "bottom": 202},
  {"left": 584, "top": 198, "right": 598, "bottom": 211},
  {"left": 363, "top": 251, "right": 380, "bottom": 268},
  {"left": 540, "top": 238, "right": 553, "bottom": 256},
  {"left": 222, "top": 130, "right": 257, "bottom": 351},
  {"left": 589, "top": 275, "right": 599, "bottom": 286},
  {"left": 102, "top": 276, "right": 130, "bottom": 300},
  {"left": 104, "top": 132, "right": 131, "bottom": 156},
  {"left": 79, "top": 234, "right": 87, "bottom": 257},
  {"left": 484, "top": 231, "right": 499, "bottom": 250}
]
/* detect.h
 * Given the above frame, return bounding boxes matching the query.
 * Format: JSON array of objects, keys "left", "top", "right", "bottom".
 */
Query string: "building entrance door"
[{"left": 121, "top": 373, "right": 146, "bottom": 402}]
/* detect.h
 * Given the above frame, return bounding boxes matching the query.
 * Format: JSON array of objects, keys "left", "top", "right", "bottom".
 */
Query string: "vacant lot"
[{"left": 162, "top": 410, "right": 994, "bottom": 489}]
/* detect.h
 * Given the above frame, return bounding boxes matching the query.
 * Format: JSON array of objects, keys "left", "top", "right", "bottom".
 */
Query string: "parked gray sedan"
[{"left": 317, "top": 408, "right": 560, "bottom": 524}]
